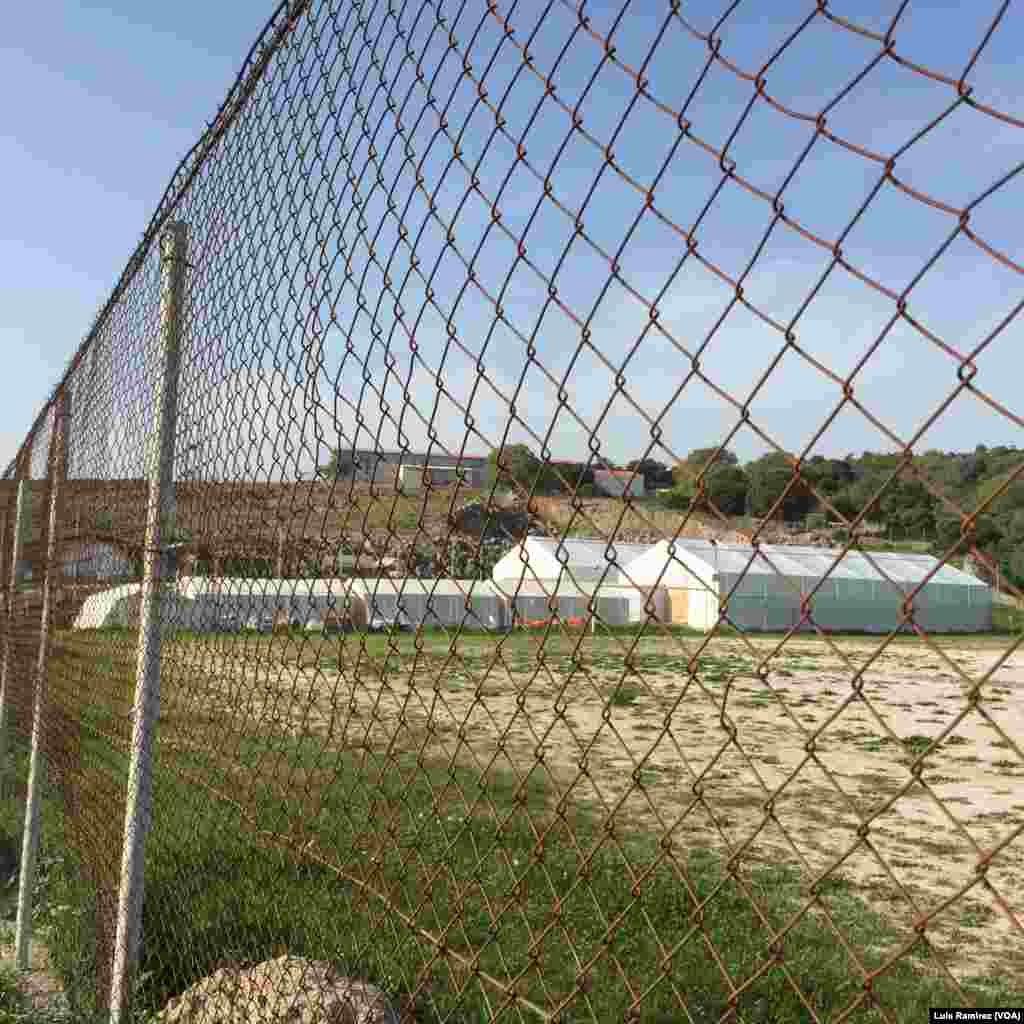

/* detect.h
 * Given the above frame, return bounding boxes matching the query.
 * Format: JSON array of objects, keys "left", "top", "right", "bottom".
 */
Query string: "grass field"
[{"left": 8, "top": 619, "right": 1023, "bottom": 1021}]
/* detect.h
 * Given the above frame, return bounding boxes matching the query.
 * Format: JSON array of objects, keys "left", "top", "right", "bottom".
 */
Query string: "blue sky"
[{"left": 2, "top": 0, "right": 1021, "bottom": 484}]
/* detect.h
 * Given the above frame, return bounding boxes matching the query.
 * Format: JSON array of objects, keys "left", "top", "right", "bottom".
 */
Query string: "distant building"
[
  {"left": 330, "top": 449, "right": 489, "bottom": 487},
  {"left": 593, "top": 469, "right": 645, "bottom": 498},
  {"left": 60, "top": 541, "right": 134, "bottom": 582}
]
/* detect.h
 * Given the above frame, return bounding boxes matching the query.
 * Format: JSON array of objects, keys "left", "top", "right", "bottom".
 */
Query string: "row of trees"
[
  {"left": 483, "top": 442, "right": 1024, "bottom": 590},
  {"left": 484, "top": 443, "right": 827, "bottom": 517},
  {"left": 315, "top": 441, "right": 1021, "bottom": 590},
  {"left": 483, "top": 445, "right": 675, "bottom": 495},
  {"left": 676, "top": 446, "right": 1024, "bottom": 590}
]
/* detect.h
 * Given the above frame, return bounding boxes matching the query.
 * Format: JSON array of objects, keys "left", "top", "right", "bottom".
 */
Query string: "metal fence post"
[
  {"left": 15, "top": 391, "right": 70, "bottom": 971},
  {"left": 0, "top": 478, "right": 30, "bottom": 786},
  {"left": 109, "top": 221, "right": 187, "bottom": 1024},
  {"left": 0, "top": 509, "right": 7, "bottom": 617}
]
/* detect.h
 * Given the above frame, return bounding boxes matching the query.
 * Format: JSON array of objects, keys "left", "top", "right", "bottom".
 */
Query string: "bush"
[
  {"left": 659, "top": 487, "right": 692, "bottom": 511},
  {"left": 702, "top": 465, "right": 749, "bottom": 516},
  {"left": 805, "top": 512, "right": 828, "bottom": 530}
]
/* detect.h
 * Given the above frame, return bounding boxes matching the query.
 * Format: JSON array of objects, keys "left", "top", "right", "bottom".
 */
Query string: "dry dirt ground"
[{"left": 167, "top": 631, "right": 1024, "bottom": 990}]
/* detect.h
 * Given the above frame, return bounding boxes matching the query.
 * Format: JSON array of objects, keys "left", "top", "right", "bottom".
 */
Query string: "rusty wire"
[{"left": 1, "top": 1, "right": 1023, "bottom": 1021}]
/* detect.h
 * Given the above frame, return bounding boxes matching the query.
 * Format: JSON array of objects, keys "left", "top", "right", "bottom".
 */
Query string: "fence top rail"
[{"left": 1, "top": 0, "right": 309, "bottom": 484}]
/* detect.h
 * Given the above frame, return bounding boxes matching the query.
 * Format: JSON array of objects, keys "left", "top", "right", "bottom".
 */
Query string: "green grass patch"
[
  {"left": 30, "top": 718, "right": 1018, "bottom": 1023},
  {"left": 0, "top": 965, "right": 24, "bottom": 1021},
  {"left": 0, "top": 962, "right": 50, "bottom": 1023},
  {"left": 0, "top": 744, "right": 86, "bottom": 1023},
  {"left": 18, "top": 629, "right": 1024, "bottom": 1021},
  {"left": 607, "top": 681, "right": 643, "bottom": 707},
  {"left": 992, "top": 604, "right": 1024, "bottom": 634},
  {"left": 902, "top": 734, "right": 935, "bottom": 757}
]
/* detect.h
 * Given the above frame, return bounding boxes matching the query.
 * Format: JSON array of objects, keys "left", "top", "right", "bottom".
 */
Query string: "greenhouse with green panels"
[{"left": 625, "top": 540, "right": 993, "bottom": 633}]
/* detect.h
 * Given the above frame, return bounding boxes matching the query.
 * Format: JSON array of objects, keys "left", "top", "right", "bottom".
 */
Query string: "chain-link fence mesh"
[{"left": 2, "top": 0, "right": 1022, "bottom": 1020}]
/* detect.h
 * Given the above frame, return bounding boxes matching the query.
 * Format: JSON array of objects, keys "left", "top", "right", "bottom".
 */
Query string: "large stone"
[{"left": 156, "top": 956, "right": 398, "bottom": 1023}]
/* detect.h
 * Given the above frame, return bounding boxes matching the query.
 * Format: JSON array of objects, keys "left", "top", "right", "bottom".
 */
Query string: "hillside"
[
  {"left": 1, "top": 477, "right": 740, "bottom": 580},
  {"left": 2, "top": 441, "right": 1020, "bottom": 589}
]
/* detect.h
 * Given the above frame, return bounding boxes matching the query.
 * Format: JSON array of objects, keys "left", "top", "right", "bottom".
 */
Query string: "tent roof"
[
  {"left": 129, "top": 577, "right": 507, "bottom": 601},
  {"left": 491, "top": 580, "right": 641, "bottom": 598},
  {"left": 177, "top": 576, "right": 362, "bottom": 599},
  {"left": 353, "top": 578, "right": 502, "bottom": 598},
  {"left": 642, "top": 540, "right": 988, "bottom": 587},
  {"left": 496, "top": 537, "right": 655, "bottom": 574}
]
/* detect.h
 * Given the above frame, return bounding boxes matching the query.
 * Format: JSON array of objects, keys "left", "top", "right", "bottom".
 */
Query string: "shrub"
[{"left": 659, "top": 487, "right": 692, "bottom": 511}]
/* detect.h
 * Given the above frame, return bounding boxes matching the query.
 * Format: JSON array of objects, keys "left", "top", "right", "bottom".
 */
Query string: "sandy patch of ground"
[{"left": 167, "top": 634, "right": 1024, "bottom": 988}]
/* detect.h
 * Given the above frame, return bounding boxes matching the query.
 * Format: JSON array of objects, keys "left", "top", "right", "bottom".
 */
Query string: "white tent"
[
  {"left": 352, "top": 579, "right": 507, "bottom": 630},
  {"left": 491, "top": 537, "right": 655, "bottom": 588},
  {"left": 72, "top": 577, "right": 509, "bottom": 633},
  {"left": 72, "top": 582, "right": 197, "bottom": 630},
  {"left": 73, "top": 583, "right": 142, "bottom": 629},
  {"left": 490, "top": 579, "right": 667, "bottom": 625},
  {"left": 626, "top": 540, "right": 994, "bottom": 633},
  {"left": 73, "top": 578, "right": 368, "bottom": 632},
  {"left": 179, "top": 577, "right": 367, "bottom": 631},
  {"left": 492, "top": 580, "right": 663, "bottom": 626}
]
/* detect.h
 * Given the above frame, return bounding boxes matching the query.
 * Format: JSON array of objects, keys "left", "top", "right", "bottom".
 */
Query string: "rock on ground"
[{"left": 156, "top": 956, "right": 398, "bottom": 1024}]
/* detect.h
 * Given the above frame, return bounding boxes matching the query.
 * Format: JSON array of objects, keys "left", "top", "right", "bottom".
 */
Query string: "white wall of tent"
[{"left": 72, "top": 576, "right": 659, "bottom": 633}]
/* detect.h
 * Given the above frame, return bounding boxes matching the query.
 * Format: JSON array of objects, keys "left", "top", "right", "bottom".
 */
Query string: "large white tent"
[
  {"left": 73, "top": 577, "right": 509, "bottom": 633},
  {"left": 490, "top": 538, "right": 665, "bottom": 625},
  {"left": 72, "top": 582, "right": 198, "bottom": 630},
  {"left": 626, "top": 539, "right": 994, "bottom": 633},
  {"left": 491, "top": 537, "right": 654, "bottom": 588}
]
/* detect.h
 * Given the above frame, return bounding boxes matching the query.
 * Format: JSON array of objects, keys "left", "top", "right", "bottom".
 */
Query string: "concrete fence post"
[
  {"left": 0, "top": 479, "right": 30, "bottom": 787},
  {"left": 109, "top": 221, "right": 188, "bottom": 1023},
  {"left": 15, "top": 389, "right": 71, "bottom": 970}
]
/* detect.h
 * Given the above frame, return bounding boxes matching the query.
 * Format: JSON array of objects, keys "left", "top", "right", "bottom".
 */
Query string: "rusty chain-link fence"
[{"left": 1, "top": 0, "right": 1022, "bottom": 1020}]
